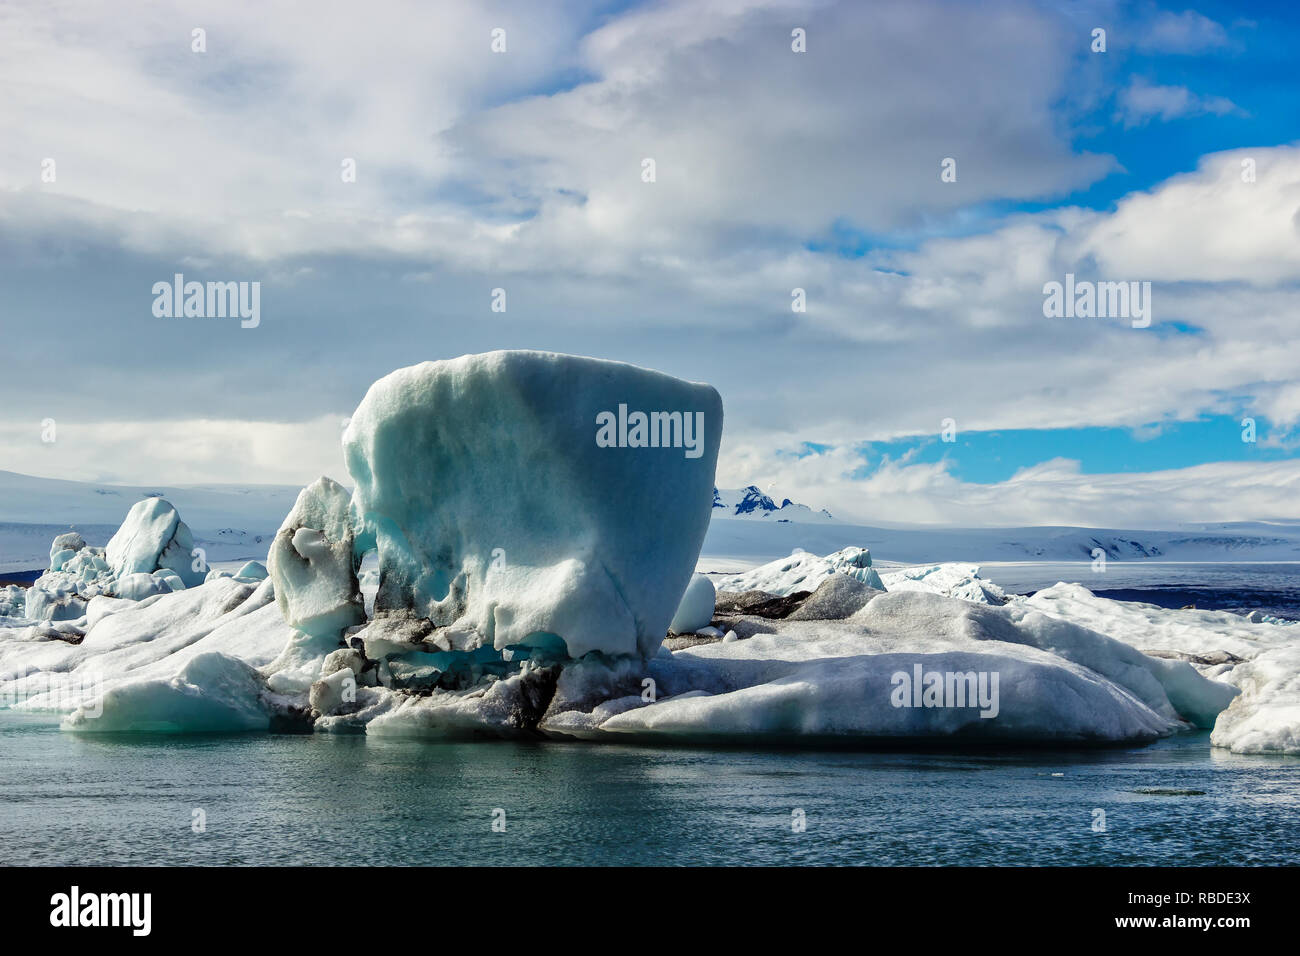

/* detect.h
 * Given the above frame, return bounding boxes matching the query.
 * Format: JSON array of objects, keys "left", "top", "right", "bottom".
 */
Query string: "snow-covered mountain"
[{"left": 712, "top": 485, "right": 835, "bottom": 522}]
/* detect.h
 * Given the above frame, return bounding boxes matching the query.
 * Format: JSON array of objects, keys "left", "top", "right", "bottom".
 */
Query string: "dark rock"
[{"left": 714, "top": 589, "right": 812, "bottom": 619}]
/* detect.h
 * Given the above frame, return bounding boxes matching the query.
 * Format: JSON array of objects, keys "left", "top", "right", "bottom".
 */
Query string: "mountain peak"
[{"left": 712, "top": 486, "right": 834, "bottom": 522}]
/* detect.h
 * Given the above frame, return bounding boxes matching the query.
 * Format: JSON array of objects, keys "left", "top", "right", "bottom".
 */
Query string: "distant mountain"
[{"left": 712, "top": 485, "right": 835, "bottom": 522}]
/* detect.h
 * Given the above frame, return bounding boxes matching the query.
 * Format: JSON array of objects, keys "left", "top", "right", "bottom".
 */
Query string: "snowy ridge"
[{"left": 712, "top": 485, "right": 834, "bottom": 522}]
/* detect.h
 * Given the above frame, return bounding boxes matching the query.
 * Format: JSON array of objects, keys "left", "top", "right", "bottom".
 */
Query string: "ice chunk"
[
  {"left": 669, "top": 573, "right": 716, "bottom": 634},
  {"left": 1025, "top": 583, "right": 1299, "bottom": 753},
  {"left": 714, "top": 546, "right": 884, "bottom": 596},
  {"left": 235, "top": 561, "right": 268, "bottom": 581},
  {"left": 50, "top": 531, "right": 86, "bottom": 564},
  {"left": 545, "top": 588, "right": 1238, "bottom": 744},
  {"left": 64, "top": 652, "right": 272, "bottom": 733},
  {"left": 342, "top": 351, "right": 722, "bottom": 660},
  {"left": 104, "top": 497, "right": 204, "bottom": 587},
  {"left": 1210, "top": 644, "right": 1300, "bottom": 754},
  {"left": 111, "top": 572, "right": 169, "bottom": 601},
  {"left": 309, "top": 667, "right": 357, "bottom": 716},
  {"left": 267, "top": 477, "right": 364, "bottom": 640},
  {"left": 878, "top": 563, "right": 1006, "bottom": 604},
  {"left": 0, "top": 584, "right": 25, "bottom": 619}
]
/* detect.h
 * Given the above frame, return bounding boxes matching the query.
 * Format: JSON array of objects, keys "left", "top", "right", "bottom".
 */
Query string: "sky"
[{"left": 2, "top": 0, "right": 1299, "bottom": 528}]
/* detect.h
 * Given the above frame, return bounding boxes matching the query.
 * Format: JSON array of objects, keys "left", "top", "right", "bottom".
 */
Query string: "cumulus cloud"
[
  {"left": 722, "top": 447, "right": 1300, "bottom": 527},
  {"left": 0, "top": 0, "right": 1297, "bottom": 529}
]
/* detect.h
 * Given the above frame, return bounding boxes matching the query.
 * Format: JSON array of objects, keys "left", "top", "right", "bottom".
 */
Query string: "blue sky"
[{"left": 2, "top": 0, "right": 1299, "bottom": 527}]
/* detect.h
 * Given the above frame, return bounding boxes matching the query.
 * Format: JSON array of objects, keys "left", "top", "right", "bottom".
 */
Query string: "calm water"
[
  {"left": 1, "top": 712, "right": 1297, "bottom": 866},
  {"left": 988, "top": 561, "right": 1300, "bottom": 618},
  {"left": 5, "top": 563, "right": 1299, "bottom": 867}
]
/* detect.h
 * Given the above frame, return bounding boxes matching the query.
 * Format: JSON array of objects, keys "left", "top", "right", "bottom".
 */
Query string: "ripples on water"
[{"left": 1, "top": 714, "right": 1296, "bottom": 866}]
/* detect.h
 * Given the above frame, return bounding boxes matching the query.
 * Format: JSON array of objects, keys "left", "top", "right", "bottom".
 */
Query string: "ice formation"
[
  {"left": 342, "top": 351, "right": 722, "bottom": 660},
  {"left": 105, "top": 497, "right": 204, "bottom": 586},
  {"left": 669, "top": 573, "right": 716, "bottom": 634},
  {"left": 713, "top": 546, "right": 885, "bottom": 596},
  {"left": 267, "top": 477, "right": 364, "bottom": 640},
  {"left": 1026, "top": 583, "right": 1299, "bottom": 754},
  {"left": 20, "top": 497, "right": 205, "bottom": 623},
  {"left": 1, "top": 351, "right": 1296, "bottom": 753},
  {"left": 878, "top": 563, "right": 1007, "bottom": 605}
]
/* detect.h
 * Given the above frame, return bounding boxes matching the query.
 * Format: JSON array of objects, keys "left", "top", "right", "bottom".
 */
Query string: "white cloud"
[
  {"left": 1134, "top": 9, "right": 1232, "bottom": 54},
  {"left": 721, "top": 446, "right": 1300, "bottom": 527},
  {"left": 0, "top": 417, "right": 349, "bottom": 487},
  {"left": 0, "top": 0, "right": 1298, "bottom": 528},
  {"left": 1115, "top": 76, "right": 1239, "bottom": 127}
]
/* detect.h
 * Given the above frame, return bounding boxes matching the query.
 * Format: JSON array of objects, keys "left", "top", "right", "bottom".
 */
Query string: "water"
[
  {"left": 4, "top": 562, "right": 1300, "bottom": 866},
  {"left": 1, "top": 712, "right": 1297, "bottom": 866},
  {"left": 987, "top": 561, "right": 1300, "bottom": 619}
]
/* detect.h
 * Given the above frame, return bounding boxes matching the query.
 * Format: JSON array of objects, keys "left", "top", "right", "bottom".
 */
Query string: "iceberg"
[
  {"left": 342, "top": 351, "right": 722, "bottom": 660},
  {"left": 713, "top": 546, "right": 885, "bottom": 596},
  {"left": 0, "top": 353, "right": 1283, "bottom": 752},
  {"left": 1026, "top": 582, "right": 1299, "bottom": 754},
  {"left": 105, "top": 497, "right": 204, "bottom": 587},
  {"left": 22, "top": 497, "right": 206, "bottom": 623}
]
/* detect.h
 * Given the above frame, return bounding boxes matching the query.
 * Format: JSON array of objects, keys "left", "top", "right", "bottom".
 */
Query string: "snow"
[
  {"left": 669, "top": 573, "right": 716, "bottom": 634},
  {"left": 342, "top": 351, "right": 722, "bottom": 660}
]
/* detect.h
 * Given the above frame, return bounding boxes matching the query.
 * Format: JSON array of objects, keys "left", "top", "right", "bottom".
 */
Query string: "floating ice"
[
  {"left": 549, "top": 589, "right": 1237, "bottom": 743},
  {"left": 878, "top": 563, "right": 1007, "bottom": 604},
  {"left": 714, "top": 546, "right": 885, "bottom": 596},
  {"left": 342, "top": 351, "right": 722, "bottom": 660},
  {"left": 1026, "top": 582, "right": 1296, "bottom": 753}
]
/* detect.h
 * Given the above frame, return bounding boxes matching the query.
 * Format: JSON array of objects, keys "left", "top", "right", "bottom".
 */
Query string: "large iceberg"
[
  {"left": 2, "top": 352, "right": 1290, "bottom": 752},
  {"left": 342, "top": 351, "right": 722, "bottom": 660}
]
